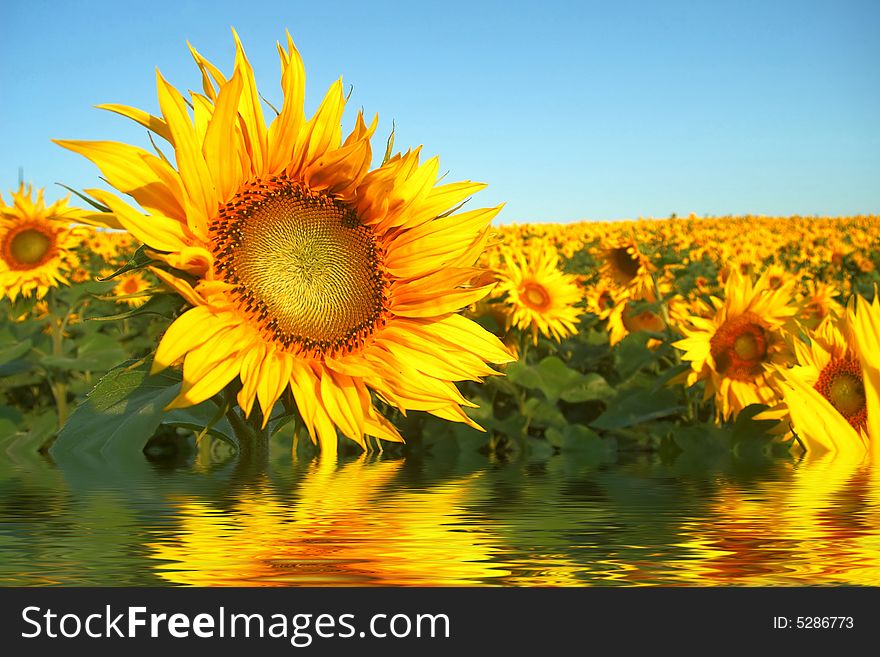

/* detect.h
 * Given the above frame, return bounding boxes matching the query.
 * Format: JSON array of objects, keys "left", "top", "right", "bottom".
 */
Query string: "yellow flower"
[
  {"left": 799, "top": 279, "right": 843, "bottom": 329},
  {"left": 584, "top": 279, "right": 618, "bottom": 322},
  {"left": 113, "top": 271, "right": 151, "bottom": 307},
  {"left": 57, "top": 31, "right": 512, "bottom": 454},
  {"left": 674, "top": 269, "right": 799, "bottom": 421},
  {"left": 0, "top": 185, "right": 85, "bottom": 301},
  {"left": 598, "top": 235, "right": 656, "bottom": 299},
  {"left": 776, "top": 295, "right": 880, "bottom": 460},
  {"left": 761, "top": 262, "right": 793, "bottom": 291},
  {"left": 495, "top": 242, "right": 583, "bottom": 344}
]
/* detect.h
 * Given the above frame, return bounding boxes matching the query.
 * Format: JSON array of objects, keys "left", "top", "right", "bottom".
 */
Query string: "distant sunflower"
[
  {"left": 0, "top": 185, "right": 86, "bottom": 301},
  {"left": 495, "top": 242, "right": 582, "bottom": 344},
  {"left": 57, "top": 31, "right": 512, "bottom": 454},
  {"left": 777, "top": 295, "right": 880, "bottom": 460},
  {"left": 760, "top": 263, "right": 792, "bottom": 291},
  {"left": 113, "top": 271, "right": 151, "bottom": 307},
  {"left": 673, "top": 269, "right": 799, "bottom": 421},
  {"left": 799, "top": 279, "right": 843, "bottom": 329},
  {"left": 719, "top": 253, "right": 755, "bottom": 284},
  {"left": 598, "top": 236, "right": 655, "bottom": 299},
  {"left": 584, "top": 279, "right": 618, "bottom": 322},
  {"left": 600, "top": 298, "right": 666, "bottom": 347}
]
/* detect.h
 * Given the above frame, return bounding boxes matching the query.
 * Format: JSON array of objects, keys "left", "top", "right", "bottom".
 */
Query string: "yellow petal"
[
  {"left": 152, "top": 306, "right": 229, "bottom": 373},
  {"left": 267, "top": 31, "right": 306, "bottom": 174},
  {"left": 54, "top": 140, "right": 185, "bottom": 220},
  {"left": 203, "top": 70, "right": 246, "bottom": 202},
  {"left": 289, "top": 79, "right": 345, "bottom": 176},
  {"left": 88, "top": 189, "right": 189, "bottom": 253},
  {"left": 232, "top": 28, "right": 269, "bottom": 176},
  {"left": 156, "top": 70, "right": 218, "bottom": 238},
  {"left": 95, "top": 103, "right": 173, "bottom": 144}
]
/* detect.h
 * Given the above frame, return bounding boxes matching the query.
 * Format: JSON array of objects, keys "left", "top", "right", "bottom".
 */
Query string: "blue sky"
[{"left": 1, "top": 0, "right": 877, "bottom": 222}]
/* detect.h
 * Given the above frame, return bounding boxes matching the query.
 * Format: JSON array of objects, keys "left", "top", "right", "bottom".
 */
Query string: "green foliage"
[
  {"left": 98, "top": 244, "right": 156, "bottom": 280},
  {"left": 52, "top": 361, "right": 182, "bottom": 455},
  {"left": 591, "top": 388, "right": 686, "bottom": 431},
  {"left": 508, "top": 356, "right": 614, "bottom": 403},
  {"left": 6, "top": 220, "right": 869, "bottom": 465}
]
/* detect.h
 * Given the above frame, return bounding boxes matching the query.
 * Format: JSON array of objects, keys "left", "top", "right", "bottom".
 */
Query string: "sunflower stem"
[
  {"left": 651, "top": 272, "right": 697, "bottom": 422},
  {"left": 46, "top": 293, "right": 69, "bottom": 430},
  {"left": 227, "top": 406, "right": 270, "bottom": 476},
  {"left": 226, "top": 406, "right": 254, "bottom": 443},
  {"left": 651, "top": 272, "right": 677, "bottom": 360}
]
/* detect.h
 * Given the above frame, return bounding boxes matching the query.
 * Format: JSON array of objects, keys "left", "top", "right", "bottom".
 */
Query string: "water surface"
[{"left": 1, "top": 441, "right": 878, "bottom": 586}]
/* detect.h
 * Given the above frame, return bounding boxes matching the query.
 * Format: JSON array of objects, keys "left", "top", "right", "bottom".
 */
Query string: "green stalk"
[{"left": 46, "top": 294, "right": 69, "bottom": 430}]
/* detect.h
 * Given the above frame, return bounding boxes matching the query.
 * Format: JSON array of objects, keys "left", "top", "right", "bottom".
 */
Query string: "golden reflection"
[
  {"left": 668, "top": 454, "right": 880, "bottom": 585},
  {"left": 147, "top": 457, "right": 510, "bottom": 586},
  {"left": 144, "top": 453, "right": 880, "bottom": 587}
]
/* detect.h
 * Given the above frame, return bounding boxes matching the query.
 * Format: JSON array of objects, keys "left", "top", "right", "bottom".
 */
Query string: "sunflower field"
[
  {"left": 2, "top": 33, "right": 879, "bottom": 470},
  {"left": 3, "top": 186, "right": 879, "bottom": 465}
]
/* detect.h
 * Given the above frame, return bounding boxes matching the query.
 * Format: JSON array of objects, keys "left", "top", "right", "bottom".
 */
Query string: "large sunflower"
[
  {"left": 57, "top": 31, "right": 512, "bottom": 454},
  {"left": 673, "top": 268, "right": 799, "bottom": 421},
  {"left": 776, "top": 295, "right": 880, "bottom": 460},
  {"left": 0, "top": 185, "right": 87, "bottom": 301},
  {"left": 495, "top": 242, "right": 583, "bottom": 344}
]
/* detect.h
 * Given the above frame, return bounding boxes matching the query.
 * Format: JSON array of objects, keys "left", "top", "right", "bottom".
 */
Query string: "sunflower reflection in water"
[{"left": 147, "top": 458, "right": 508, "bottom": 586}]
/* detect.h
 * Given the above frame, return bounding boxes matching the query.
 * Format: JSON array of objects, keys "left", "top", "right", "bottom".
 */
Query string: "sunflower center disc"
[
  {"left": 829, "top": 373, "right": 865, "bottom": 417},
  {"left": 9, "top": 228, "right": 52, "bottom": 266},
  {"left": 122, "top": 278, "right": 141, "bottom": 294},
  {"left": 733, "top": 333, "right": 761, "bottom": 361},
  {"left": 609, "top": 247, "right": 640, "bottom": 283},
  {"left": 709, "top": 312, "right": 768, "bottom": 381},
  {"left": 522, "top": 282, "right": 551, "bottom": 310},
  {"left": 212, "top": 179, "right": 386, "bottom": 356}
]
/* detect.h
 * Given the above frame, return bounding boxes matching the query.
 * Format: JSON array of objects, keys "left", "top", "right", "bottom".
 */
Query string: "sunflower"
[
  {"left": 112, "top": 271, "right": 151, "bottom": 307},
  {"left": 584, "top": 279, "right": 618, "bottom": 323},
  {"left": 494, "top": 242, "right": 582, "bottom": 344},
  {"left": 57, "top": 31, "right": 512, "bottom": 454},
  {"left": 598, "top": 235, "right": 655, "bottom": 299},
  {"left": 0, "top": 185, "right": 86, "bottom": 301},
  {"left": 798, "top": 279, "right": 843, "bottom": 329},
  {"left": 776, "top": 295, "right": 880, "bottom": 460},
  {"left": 673, "top": 268, "right": 799, "bottom": 421},
  {"left": 718, "top": 252, "right": 755, "bottom": 284}
]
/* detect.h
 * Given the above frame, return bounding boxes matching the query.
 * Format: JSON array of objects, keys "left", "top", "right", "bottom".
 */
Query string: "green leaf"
[
  {"left": 560, "top": 373, "right": 616, "bottom": 403},
  {"left": 55, "top": 183, "right": 112, "bottom": 212},
  {"left": 671, "top": 424, "right": 732, "bottom": 453},
  {"left": 9, "top": 294, "right": 38, "bottom": 318},
  {"left": 0, "top": 338, "right": 32, "bottom": 366},
  {"left": 40, "top": 332, "right": 127, "bottom": 372},
  {"left": 89, "top": 293, "right": 182, "bottom": 322},
  {"left": 614, "top": 331, "right": 659, "bottom": 380},
  {"left": 97, "top": 244, "right": 156, "bottom": 280},
  {"left": 55, "top": 280, "right": 116, "bottom": 306},
  {"left": 534, "top": 357, "right": 582, "bottom": 402},
  {"left": 51, "top": 361, "right": 181, "bottom": 455},
  {"left": 591, "top": 388, "right": 686, "bottom": 431},
  {"left": 730, "top": 404, "right": 778, "bottom": 442},
  {"left": 507, "top": 356, "right": 614, "bottom": 404},
  {"left": 546, "top": 424, "right": 616, "bottom": 456},
  {"left": 505, "top": 360, "right": 542, "bottom": 390},
  {"left": 0, "top": 411, "right": 58, "bottom": 454},
  {"left": 163, "top": 401, "right": 235, "bottom": 445},
  {"left": 522, "top": 397, "right": 566, "bottom": 428},
  {"left": 0, "top": 405, "right": 24, "bottom": 436}
]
